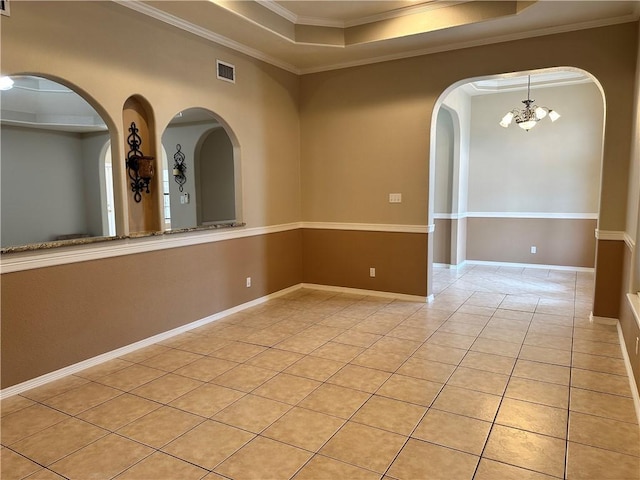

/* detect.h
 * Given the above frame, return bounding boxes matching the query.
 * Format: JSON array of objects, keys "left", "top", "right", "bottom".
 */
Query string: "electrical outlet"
[
  {"left": 369, "top": 267, "right": 376, "bottom": 277},
  {"left": 246, "top": 277, "right": 251, "bottom": 288},
  {"left": 530, "top": 246, "right": 537, "bottom": 254}
]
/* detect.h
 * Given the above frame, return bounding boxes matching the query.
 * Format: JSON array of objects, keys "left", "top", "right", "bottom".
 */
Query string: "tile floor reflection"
[{"left": 2, "top": 265, "right": 639, "bottom": 479}]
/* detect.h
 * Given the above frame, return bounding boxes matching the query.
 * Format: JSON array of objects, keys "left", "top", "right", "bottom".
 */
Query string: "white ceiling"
[{"left": 121, "top": 0, "right": 640, "bottom": 74}]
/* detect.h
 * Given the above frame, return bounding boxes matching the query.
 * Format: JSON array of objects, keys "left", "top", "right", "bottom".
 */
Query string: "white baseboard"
[
  {"left": 0, "top": 284, "right": 301, "bottom": 399},
  {"left": 465, "top": 260, "right": 594, "bottom": 272},
  {"left": 616, "top": 322, "right": 640, "bottom": 425},
  {"left": 433, "top": 262, "right": 467, "bottom": 270},
  {"left": 1, "top": 282, "right": 427, "bottom": 399},
  {"left": 301, "top": 283, "right": 427, "bottom": 303},
  {"left": 589, "top": 312, "right": 619, "bottom": 326}
]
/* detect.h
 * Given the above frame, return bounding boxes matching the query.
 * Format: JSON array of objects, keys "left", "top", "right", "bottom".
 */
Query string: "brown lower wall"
[
  {"left": 302, "top": 229, "right": 427, "bottom": 297},
  {"left": 593, "top": 239, "right": 625, "bottom": 318},
  {"left": 466, "top": 217, "right": 597, "bottom": 267},
  {"left": 0, "top": 230, "right": 303, "bottom": 388},
  {"left": 433, "top": 218, "right": 452, "bottom": 264}
]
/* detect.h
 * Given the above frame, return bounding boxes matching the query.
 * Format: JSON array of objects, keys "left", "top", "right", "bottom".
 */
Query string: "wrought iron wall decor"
[
  {"left": 126, "top": 121, "right": 155, "bottom": 203},
  {"left": 172, "top": 143, "right": 187, "bottom": 192}
]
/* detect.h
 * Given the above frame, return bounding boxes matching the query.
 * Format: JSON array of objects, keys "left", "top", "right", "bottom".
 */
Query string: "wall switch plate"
[
  {"left": 369, "top": 267, "right": 376, "bottom": 277},
  {"left": 389, "top": 193, "right": 402, "bottom": 203},
  {"left": 246, "top": 277, "right": 251, "bottom": 288},
  {"left": 530, "top": 246, "right": 537, "bottom": 254}
]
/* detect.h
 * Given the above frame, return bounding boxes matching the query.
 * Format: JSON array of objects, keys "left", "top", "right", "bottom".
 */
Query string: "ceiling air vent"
[{"left": 217, "top": 60, "right": 235, "bottom": 84}]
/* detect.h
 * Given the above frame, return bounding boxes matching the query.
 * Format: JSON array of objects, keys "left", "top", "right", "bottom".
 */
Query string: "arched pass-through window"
[
  {"left": 0, "top": 74, "right": 115, "bottom": 248},
  {"left": 161, "top": 107, "right": 239, "bottom": 231}
]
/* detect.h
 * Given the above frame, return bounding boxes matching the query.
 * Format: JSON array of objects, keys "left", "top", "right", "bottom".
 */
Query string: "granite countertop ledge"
[{"left": 1, "top": 222, "right": 245, "bottom": 254}]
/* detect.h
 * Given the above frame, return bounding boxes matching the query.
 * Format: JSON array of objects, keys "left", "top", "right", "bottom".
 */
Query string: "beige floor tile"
[
  {"left": 455, "top": 304, "right": 496, "bottom": 317},
  {"left": 309, "top": 341, "right": 365, "bottom": 362},
  {"left": 262, "top": 407, "right": 345, "bottom": 451},
  {"left": 571, "top": 351, "right": 627, "bottom": 375},
  {"left": 140, "top": 348, "right": 203, "bottom": 372},
  {"left": 163, "top": 420, "right": 255, "bottom": 470},
  {"left": 532, "top": 312, "right": 573, "bottom": 328},
  {"left": 570, "top": 368, "right": 632, "bottom": 397},
  {"left": 474, "top": 458, "right": 557, "bottom": 480},
  {"left": 484, "top": 425, "right": 566, "bottom": 478},
  {"left": 351, "top": 395, "right": 426, "bottom": 435},
  {"left": 447, "top": 366, "right": 510, "bottom": 396},
  {"left": 569, "top": 411, "right": 640, "bottom": 457},
  {"left": 387, "top": 438, "right": 478, "bottom": 480},
  {"left": 97, "top": 364, "right": 166, "bottom": 391},
  {"left": 293, "top": 455, "right": 380, "bottom": 480},
  {"left": 173, "top": 356, "right": 238, "bottom": 381},
  {"left": 130, "top": 373, "right": 203, "bottom": 404},
  {"left": 114, "top": 451, "right": 208, "bottom": 479},
  {"left": 252, "top": 372, "right": 321, "bottom": 405},
  {"left": 76, "top": 393, "right": 160, "bottom": 431},
  {"left": 213, "top": 394, "right": 291, "bottom": 433},
  {"left": 1, "top": 447, "right": 43, "bottom": 480},
  {"left": 471, "top": 337, "right": 522, "bottom": 358},
  {"left": 274, "top": 334, "right": 328, "bottom": 354},
  {"left": 386, "top": 324, "right": 435, "bottom": 342},
  {"left": 566, "top": 441, "right": 640, "bottom": 479},
  {"left": 486, "top": 317, "right": 530, "bottom": 333},
  {"left": 351, "top": 349, "right": 408, "bottom": 372},
  {"left": 432, "top": 385, "right": 501, "bottom": 422},
  {"left": 209, "top": 341, "right": 267, "bottom": 362},
  {"left": 49, "top": 433, "right": 153, "bottom": 480},
  {"left": 174, "top": 335, "right": 230, "bottom": 355},
  {"left": 524, "top": 332, "right": 572, "bottom": 351},
  {"left": 23, "top": 467, "right": 67, "bottom": 479},
  {"left": 413, "top": 343, "right": 468, "bottom": 364},
  {"left": 427, "top": 331, "right": 476, "bottom": 349},
  {"left": 573, "top": 337, "right": 623, "bottom": 357},
  {"left": 528, "top": 323, "right": 573, "bottom": 338},
  {"left": 572, "top": 326, "right": 620, "bottom": 344},
  {"left": 459, "top": 351, "right": 516, "bottom": 375},
  {"left": 377, "top": 374, "right": 442, "bottom": 406},
  {"left": 326, "top": 364, "right": 392, "bottom": 393},
  {"left": 118, "top": 344, "right": 171, "bottom": 363},
  {"left": 505, "top": 377, "right": 569, "bottom": 409},
  {"left": 1, "top": 395, "right": 35, "bottom": 418},
  {"left": 41, "top": 382, "right": 121, "bottom": 416},
  {"left": 11, "top": 418, "right": 109, "bottom": 466},
  {"left": 353, "top": 318, "right": 401, "bottom": 336},
  {"left": 1, "top": 404, "right": 70, "bottom": 445},
  {"left": 285, "top": 355, "right": 345, "bottom": 381},
  {"left": 245, "top": 348, "right": 304, "bottom": 371},
  {"left": 569, "top": 387, "right": 638, "bottom": 424},
  {"left": 370, "top": 336, "right": 422, "bottom": 355},
  {"left": 299, "top": 383, "right": 371, "bottom": 419},
  {"left": 215, "top": 436, "right": 312, "bottom": 479},
  {"left": 412, "top": 409, "right": 491, "bottom": 455},
  {"left": 320, "top": 422, "right": 406, "bottom": 473},
  {"left": 496, "top": 397, "right": 568, "bottom": 439},
  {"left": 210, "top": 364, "right": 278, "bottom": 392},
  {"left": 479, "top": 326, "right": 526, "bottom": 344},
  {"left": 512, "top": 359, "right": 570, "bottom": 385},
  {"left": 117, "top": 406, "right": 203, "bottom": 448},
  {"left": 493, "top": 308, "right": 534, "bottom": 322},
  {"left": 21, "top": 377, "right": 91, "bottom": 404},
  {"left": 242, "top": 329, "right": 292, "bottom": 347},
  {"left": 396, "top": 356, "right": 456, "bottom": 383},
  {"left": 74, "top": 359, "right": 133, "bottom": 382},
  {"left": 439, "top": 320, "right": 485, "bottom": 337},
  {"left": 169, "top": 383, "right": 245, "bottom": 417},
  {"left": 319, "top": 314, "right": 366, "bottom": 329},
  {"left": 300, "top": 324, "right": 344, "bottom": 341}
]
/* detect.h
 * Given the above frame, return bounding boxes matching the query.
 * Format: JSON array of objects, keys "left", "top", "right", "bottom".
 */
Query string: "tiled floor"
[{"left": 2, "top": 265, "right": 639, "bottom": 479}]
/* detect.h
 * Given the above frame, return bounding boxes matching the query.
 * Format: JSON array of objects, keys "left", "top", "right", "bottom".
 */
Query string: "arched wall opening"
[
  {"left": 429, "top": 67, "right": 606, "bottom": 302},
  {"left": 0, "top": 73, "right": 117, "bottom": 247}
]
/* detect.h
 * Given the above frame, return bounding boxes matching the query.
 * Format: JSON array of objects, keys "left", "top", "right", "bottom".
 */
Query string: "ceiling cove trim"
[
  {"left": 114, "top": 0, "right": 300, "bottom": 74},
  {"left": 300, "top": 14, "right": 639, "bottom": 74},
  {"left": 114, "top": 1, "right": 637, "bottom": 76}
]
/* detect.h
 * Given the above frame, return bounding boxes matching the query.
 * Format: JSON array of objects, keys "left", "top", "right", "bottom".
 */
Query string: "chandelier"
[{"left": 499, "top": 76, "right": 560, "bottom": 131}]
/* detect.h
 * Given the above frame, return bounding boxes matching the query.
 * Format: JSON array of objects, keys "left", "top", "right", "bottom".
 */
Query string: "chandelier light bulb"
[
  {"left": 518, "top": 120, "right": 538, "bottom": 131},
  {"left": 548, "top": 110, "right": 561, "bottom": 122},
  {"left": 534, "top": 106, "right": 547, "bottom": 119},
  {"left": 0, "top": 76, "right": 14, "bottom": 90},
  {"left": 500, "top": 111, "right": 514, "bottom": 128}
]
